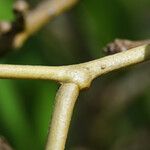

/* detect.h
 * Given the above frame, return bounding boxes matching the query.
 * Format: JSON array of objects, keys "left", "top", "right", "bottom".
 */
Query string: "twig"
[
  {"left": 104, "top": 39, "right": 150, "bottom": 54},
  {"left": 0, "top": 44, "right": 149, "bottom": 89},
  {"left": 14, "top": 0, "right": 79, "bottom": 48},
  {"left": 86, "top": 44, "right": 150, "bottom": 80},
  {"left": 0, "top": 137, "right": 13, "bottom": 150},
  {"left": 0, "top": 64, "right": 91, "bottom": 89},
  {"left": 0, "top": 44, "right": 150, "bottom": 150},
  {"left": 0, "top": 0, "right": 79, "bottom": 55},
  {"left": 45, "top": 83, "right": 79, "bottom": 150}
]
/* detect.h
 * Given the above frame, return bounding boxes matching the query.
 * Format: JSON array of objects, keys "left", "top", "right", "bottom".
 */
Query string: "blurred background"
[{"left": 0, "top": 0, "right": 150, "bottom": 150}]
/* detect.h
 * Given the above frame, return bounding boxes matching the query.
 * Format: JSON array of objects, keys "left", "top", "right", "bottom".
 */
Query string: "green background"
[{"left": 0, "top": 0, "right": 150, "bottom": 149}]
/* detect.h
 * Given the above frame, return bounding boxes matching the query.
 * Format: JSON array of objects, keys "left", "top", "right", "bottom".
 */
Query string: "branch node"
[{"left": 69, "top": 67, "right": 92, "bottom": 89}]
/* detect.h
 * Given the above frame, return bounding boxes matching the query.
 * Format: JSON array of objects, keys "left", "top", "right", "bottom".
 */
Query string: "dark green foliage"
[{"left": 0, "top": 0, "right": 150, "bottom": 149}]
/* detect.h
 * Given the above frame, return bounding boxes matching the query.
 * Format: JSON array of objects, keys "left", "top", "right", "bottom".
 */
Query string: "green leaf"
[
  {"left": 0, "top": 0, "right": 14, "bottom": 21},
  {"left": 33, "top": 81, "right": 58, "bottom": 149},
  {"left": 0, "top": 80, "right": 38, "bottom": 150}
]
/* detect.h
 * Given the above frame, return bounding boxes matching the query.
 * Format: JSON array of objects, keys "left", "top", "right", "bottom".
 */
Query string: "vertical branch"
[{"left": 46, "top": 83, "right": 79, "bottom": 150}]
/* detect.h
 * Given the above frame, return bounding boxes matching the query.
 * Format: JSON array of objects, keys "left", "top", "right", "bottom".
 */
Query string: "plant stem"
[
  {"left": 0, "top": 44, "right": 149, "bottom": 89},
  {"left": 45, "top": 83, "right": 79, "bottom": 150},
  {"left": 14, "top": 0, "right": 79, "bottom": 48},
  {"left": 83, "top": 44, "right": 150, "bottom": 80},
  {"left": 0, "top": 44, "right": 149, "bottom": 149}
]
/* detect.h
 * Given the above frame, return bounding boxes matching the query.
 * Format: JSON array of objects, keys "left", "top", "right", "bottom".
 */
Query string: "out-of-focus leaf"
[
  {"left": 33, "top": 81, "right": 58, "bottom": 149},
  {"left": 0, "top": 0, "right": 14, "bottom": 21},
  {"left": 75, "top": 0, "right": 131, "bottom": 57},
  {"left": 0, "top": 80, "right": 39, "bottom": 150}
]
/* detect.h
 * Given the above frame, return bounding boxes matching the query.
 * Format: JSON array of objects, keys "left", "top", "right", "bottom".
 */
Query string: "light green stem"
[{"left": 45, "top": 83, "right": 79, "bottom": 150}]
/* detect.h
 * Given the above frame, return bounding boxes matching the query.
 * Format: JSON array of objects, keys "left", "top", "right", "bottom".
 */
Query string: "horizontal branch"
[
  {"left": 0, "top": 44, "right": 149, "bottom": 89},
  {"left": 83, "top": 44, "right": 150, "bottom": 80},
  {"left": 0, "top": 64, "right": 90, "bottom": 89}
]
